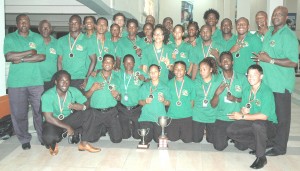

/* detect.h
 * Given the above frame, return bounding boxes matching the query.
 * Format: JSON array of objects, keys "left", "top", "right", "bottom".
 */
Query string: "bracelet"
[{"left": 269, "top": 58, "right": 275, "bottom": 64}]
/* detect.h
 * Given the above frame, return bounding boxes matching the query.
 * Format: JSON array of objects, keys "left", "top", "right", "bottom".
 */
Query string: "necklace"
[
  {"left": 123, "top": 72, "right": 132, "bottom": 101},
  {"left": 222, "top": 71, "right": 234, "bottom": 96},
  {"left": 100, "top": 71, "right": 113, "bottom": 91},
  {"left": 174, "top": 79, "right": 184, "bottom": 106},
  {"left": 68, "top": 33, "right": 81, "bottom": 58},
  {"left": 56, "top": 92, "right": 68, "bottom": 120},
  {"left": 246, "top": 85, "right": 261, "bottom": 109},
  {"left": 201, "top": 42, "right": 212, "bottom": 58}
]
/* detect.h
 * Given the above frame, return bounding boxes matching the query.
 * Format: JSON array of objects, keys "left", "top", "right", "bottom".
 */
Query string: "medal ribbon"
[
  {"left": 57, "top": 92, "right": 68, "bottom": 116},
  {"left": 175, "top": 79, "right": 184, "bottom": 101},
  {"left": 68, "top": 33, "right": 81, "bottom": 54},
  {"left": 222, "top": 72, "right": 235, "bottom": 93},
  {"left": 201, "top": 42, "right": 212, "bottom": 58},
  {"left": 100, "top": 71, "right": 112, "bottom": 85},
  {"left": 153, "top": 45, "right": 164, "bottom": 66},
  {"left": 202, "top": 82, "right": 212, "bottom": 99},
  {"left": 248, "top": 84, "right": 261, "bottom": 104},
  {"left": 97, "top": 38, "right": 105, "bottom": 57},
  {"left": 123, "top": 72, "right": 132, "bottom": 94}
]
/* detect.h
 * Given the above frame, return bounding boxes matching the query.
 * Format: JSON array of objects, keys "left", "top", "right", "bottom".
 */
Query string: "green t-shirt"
[
  {"left": 39, "top": 36, "right": 58, "bottom": 82},
  {"left": 105, "top": 29, "right": 128, "bottom": 39},
  {"left": 214, "top": 34, "right": 237, "bottom": 51},
  {"left": 116, "top": 36, "right": 144, "bottom": 70},
  {"left": 167, "top": 76, "right": 196, "bottom": 119},
  {"left": 117, "top": 69, "right": 146, "bottom": 107},
  {"left": 216, "top": 72, "right": 247, "bottom": 121},
  {"left": 41, "top": 87, "right": 87, "bottom": 118},
  {"left": 192, "top": 74, "right": 222, "bottom": 123},
  {"left": 141, "top": 44, "right": 174, "bottom": 84},
  {"left": 212, "top": 27, "right": 223, "bottom": 41},
  {"left": 89, "top": 34, "right": 116, "bottom": 70},
  {"left": 253, "top": 31, "right": 264, "bottom": 42},
  {"left": 138, "top": 81, "right": 171, "bottom": 122},
  {"left": 190, "top": 41, "right": 224, "bottom": 64},
  {"left": 167, "top": 41, "right": 193, "bottom": 69},
  {"left": 139, "top": 37, "right": 153, "bottom": 50},
  {"left": 232, "top": 32, "right": 262, "bottom": 75},
  {"left": 240, "top": 82, "right": 277, "bottom": 123},
  {"left": 57, "top": 33, "right": 96, "bottom": 79},
  {"left": 85, "top": 71, "right": 120, "bottom": 108},
  {"left": 4, "top": 30, "right": 45, "bottom": 87},
  {"left": 260, "top": 25, "right": 299, "bottom": 93}
]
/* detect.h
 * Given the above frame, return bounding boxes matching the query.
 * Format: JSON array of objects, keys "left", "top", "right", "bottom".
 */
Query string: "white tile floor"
[{"left": 0, "top": 78, "right": 300, "bottom": 171}]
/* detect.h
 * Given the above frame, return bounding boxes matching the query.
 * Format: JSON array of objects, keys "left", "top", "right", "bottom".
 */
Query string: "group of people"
[{"left": 3, "top": 5, "right": 299, "bottom": 169}]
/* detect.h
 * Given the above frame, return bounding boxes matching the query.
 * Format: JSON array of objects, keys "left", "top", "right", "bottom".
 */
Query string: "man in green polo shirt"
[
  {"left": 38, "top": 20, "right": 58, "bottom": 91},
  {"left": 203, "top": 8, "right": 222, "bottom": 41},
  {"left": 230, "top": 17, "right": 262, "bottom": 75},
  {"left": 216, "top": 18, "right": 237, "bottom": 51},
  {"left": 211, "top": 51, "right": 246, "bottom": 151},
  {"left": 85, "top": 54, "right": 122, "bottom": 143},
  {"left": 93, "top": 17, "right": 116, "bottom": 70},
  {"left": 57, "top": 15, "right": 97, "bottom": 93},
  {"left": 227, "top": 64, "right": 277, "bottom": 169},
  {"left": 42, "top": 70, "right": 100, "bottom": 155},
  {"left": 4, "top": 14, "right": 45, "bottom": 150},
  {"left": 116, "top": 18, "right": 144, "bottom": 71},
  {"left": 252, "top": 6, "right": 299, "bottom": 157}
]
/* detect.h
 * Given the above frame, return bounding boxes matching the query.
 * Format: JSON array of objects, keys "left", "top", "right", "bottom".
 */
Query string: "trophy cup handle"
[
  {"left": 166, "top": 117, "right": 172, "bottom": 127},
  {"left": 146, "top": 128, "right": 150, "bottom": 135}
]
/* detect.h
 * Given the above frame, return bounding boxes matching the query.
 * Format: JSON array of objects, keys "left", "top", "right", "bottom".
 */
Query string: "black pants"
[
  {"left": 166, "top": 117, "right": 193, "bottom": 143},
  {"left": 272, "top": 90, "right": 291, "bottom": 154},
  {"left": 213, "top": 120, "right": 233, "bottom": 151},
  {"left": 42, "top": 109, "right": 95, "bottom": 147},
  {"left": 90, "top": 107, "right": 122, "bottom": 143},
  {"left": 139, "top": 121, "right": 162, "bottom": 143},
  {"left": 192, "top": 121, "right": 214, "bottom": 143},
  {"left": 117, "top": 103, "right": 142, "bottom": 139},
  {"left": 227, "top": 120, "right": 276, "bottom": 157}
]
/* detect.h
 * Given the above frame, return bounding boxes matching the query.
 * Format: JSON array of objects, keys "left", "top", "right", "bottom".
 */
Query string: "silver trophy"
[
  {"left": 137, "top": 128, "right": 150, "bottom": 149},
  {"left": 157, "top": 116, "right": 171, "bottom": 149}
]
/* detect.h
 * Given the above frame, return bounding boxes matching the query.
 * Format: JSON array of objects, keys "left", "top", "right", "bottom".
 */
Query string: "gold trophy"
[
  {"left": 157, "top": 116, "right": 171, "bottom": 149},
  {"left": 137, "top": 128, "right": 150, "bottom": 149}
]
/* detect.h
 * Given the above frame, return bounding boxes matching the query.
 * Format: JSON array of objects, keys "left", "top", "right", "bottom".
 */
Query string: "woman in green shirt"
[
  {"left": 138, "top": 64, "right": 171, "bottom": 144},
  {"left": 192, "top": 57, "right": 222, "bottom": 143}
]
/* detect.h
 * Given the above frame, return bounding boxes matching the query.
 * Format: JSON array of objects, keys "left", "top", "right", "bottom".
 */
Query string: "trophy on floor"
[
  {"left": 157, "top": 116, "right": 171, "bottom": 149},
  {"left": 137, "top": 128, "right": 150, "bottom": 149}
]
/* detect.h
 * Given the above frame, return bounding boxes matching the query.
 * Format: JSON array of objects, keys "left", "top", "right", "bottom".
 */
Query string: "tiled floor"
[{"left": 0, "top": 78, "right": 299, "bottom": 171}]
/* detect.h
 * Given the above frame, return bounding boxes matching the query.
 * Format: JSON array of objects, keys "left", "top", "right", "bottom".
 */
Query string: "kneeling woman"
[
  {"left": 138, "top": 64, "right": 171, "bottom": 143},
  {"left": 41, "top": 70, "right": 100, "bottom": 155}
]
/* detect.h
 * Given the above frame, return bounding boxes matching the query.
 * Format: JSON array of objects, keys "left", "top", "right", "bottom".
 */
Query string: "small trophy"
[
  {"left": 137, "top": 128, "right": 150, "bottom": 149},
  {"left": 157, "top": 116, "right": 171, "bottom": 149}
]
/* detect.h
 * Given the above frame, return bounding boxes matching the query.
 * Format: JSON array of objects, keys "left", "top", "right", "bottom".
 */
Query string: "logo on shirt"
[
  {"left": 182, "top": 89, "right": 188, "bottom": 96},
  {"left": 180, "top": 52, "right": 186, "bottom": 58},
  {"left": 235, "top": 85, "right": 242, "bottom": 92},
  {"left": 104, "top": 47, "right": 109, "bottom": 53},
  {"left": 270, "top": 40, "right": 276, "bottom": 47},
  {"left": 76, "top": 44, "right": 83, "bottom": 51},
  {"left": 29, "top": 42, "right": 36, "bottom": 49},
  {"left": 255, "top": 99, "right": 261, "bottom": 106},
  {"left": 49, "top": 48, "right": 56, "bottom": 54}
]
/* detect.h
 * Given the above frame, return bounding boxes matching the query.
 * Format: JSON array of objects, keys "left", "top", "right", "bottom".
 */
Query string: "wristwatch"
[{"left": 269, "top": 58, "right": 275, "bottom": 64}]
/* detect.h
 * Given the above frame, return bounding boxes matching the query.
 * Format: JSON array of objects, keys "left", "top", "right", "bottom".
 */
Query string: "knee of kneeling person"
[
  {"left": 251, "top": 121, "right": 265, "bottom": 131},
  {"left": 213, "top": 143, "right": 228, "bottom": 151}
]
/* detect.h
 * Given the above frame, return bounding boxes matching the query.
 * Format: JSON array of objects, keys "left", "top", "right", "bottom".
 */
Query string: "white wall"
[{"left": 0, "top": 0, "right": 5, "bottom": 95}]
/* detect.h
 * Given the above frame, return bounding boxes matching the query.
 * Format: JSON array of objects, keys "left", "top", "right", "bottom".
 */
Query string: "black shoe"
[
  {"left": 249, "top": 150, "right": 256, "bottom": 155},
  {"left": 265, "top": 148, "right": 284, "bottom": 156},
  {"left": 250, "top": 156, "right": 267, "bottom": 169},
  {"left": 22, "top": 142, "right": 31, "bottom": 150}
]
